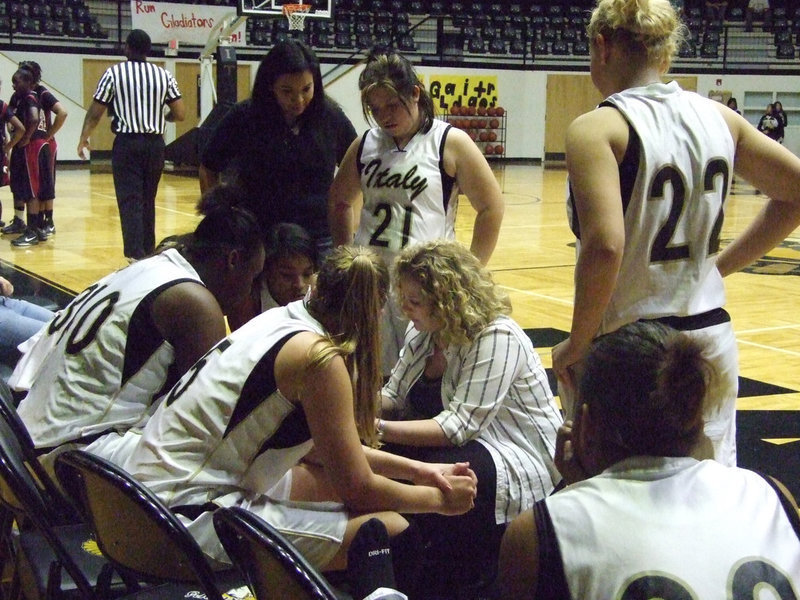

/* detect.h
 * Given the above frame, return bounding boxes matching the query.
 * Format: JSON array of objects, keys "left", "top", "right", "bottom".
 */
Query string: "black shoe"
[
  {"left": 1, "top": 217, "right": 25, "bottom": 235},
  {"left": 35, "top": 227, "right": 48, "bottom": 242},
  {"left": 0, "top": 220, "right": 4, "bottom": 228},
  {"left": 43, "top": 220, "right": 55, "bottom": 237},
  {"left": 11, "top": 227, "right": 39, "bottom": 247}
]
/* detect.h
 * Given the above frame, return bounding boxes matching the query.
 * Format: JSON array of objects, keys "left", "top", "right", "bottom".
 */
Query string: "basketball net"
[{"left": 283, "top": 3, "right": 311, "bottom": 30}]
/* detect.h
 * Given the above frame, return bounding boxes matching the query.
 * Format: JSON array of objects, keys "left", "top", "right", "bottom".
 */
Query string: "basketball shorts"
[
  {"left": 10, "top": 139, "right": 53, "bottom": 202},
  {"left": 183, "top": 489, "right": 348, "bottom": 569}
]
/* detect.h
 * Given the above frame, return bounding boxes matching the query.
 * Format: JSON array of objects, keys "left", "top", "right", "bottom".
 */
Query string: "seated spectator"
[
  {"left": 10, "top": 185, "right": 265, "bottom": 452},
  {"left": 745, "top": 0, "right": 771, "bottom": 31},
  {"left": 705, "top": 0, "right": 728, "bottom": 20},
  {"left": 227, "top": 222, "right": 318, "bottom": 330},
  {"left": 758, "top": 102, "right": 783, "bottom": 142},
  {"left": 498, "top": 321, "right": 800, "bottom": 599},
  {"left": 90, "top": 246, "right": 477, "bottom": 596},
  {"left": 377, "top": 239, "right": 562, "bottom": 595},
  {"left": 0, "top": 275, "right": 53, "bottom": 369}
]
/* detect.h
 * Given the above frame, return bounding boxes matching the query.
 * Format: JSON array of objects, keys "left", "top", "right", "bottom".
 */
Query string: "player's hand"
[
  {"left": 414, "top": 461, "right": 475, "bottom": 492},
  {"left": 439, "top": 474, "right": 477, "bottom": 515},
  {"left": 553, "top": 416, "right": 589, "bottom": 486},
  {"left": 551, "top": 337, "right": 585, "bottom": 380},
  {"left": 0, "top": 277, "right": 13, "bottom": 297}
]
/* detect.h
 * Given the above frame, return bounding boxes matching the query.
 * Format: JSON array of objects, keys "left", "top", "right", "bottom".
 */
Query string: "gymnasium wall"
[{"left": 2, "top": 49, "right": 799, "bottom": 162}]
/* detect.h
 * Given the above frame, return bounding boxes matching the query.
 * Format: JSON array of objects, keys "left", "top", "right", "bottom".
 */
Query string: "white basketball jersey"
[
  {"left": 545, "top": 457, "right": 800, "bottom": 599},
  {"left": 355, "top": 119, "right": 459, "bottom": 266},
  {"left": 15, "top": 249, "right": 203, "bottom": 448},
  {"left": 120, "top": 300, "right": 321, "bottom": 509},
  {"left": 568, "top": 81, "right": 734, "bottom": 333}
]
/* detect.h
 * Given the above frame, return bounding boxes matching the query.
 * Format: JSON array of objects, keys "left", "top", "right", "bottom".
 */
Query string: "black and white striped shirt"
[
  {"left": 93, "top": 59, "right": 181, "bottom": 135},
  {"left": 383, "top": 315, "right": 564, "bottom": 523}
]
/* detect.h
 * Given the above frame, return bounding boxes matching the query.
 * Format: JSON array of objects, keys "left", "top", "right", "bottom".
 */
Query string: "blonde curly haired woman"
[{"left": 379, "top": 239, "right": 562, "bottom": 596}]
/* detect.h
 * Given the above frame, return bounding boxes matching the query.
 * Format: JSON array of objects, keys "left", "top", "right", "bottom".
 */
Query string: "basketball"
[
  {"left": 468, "top": 130, "right": 477, "bottom": 141},
  {"left": 467, "top": 105, "right": 477, "bottom": 116},
  {"left": 487, "top": 106, "right": 497, "bottom": 117},
  {"left": 494, "top": 144, "right": 504, "bottom": 154},
  {"left": 479, "top": 131, "right": 489, "bottom": 141},
  {"left": 488, "top": 131, "right": 497, "bottom": 142},
  {"left": 477, "top": 106, "right": 487, "bottom": 116},
  {"left": 484, "top": 144, "right": 495, "bottom": 155},
  {"left": 476, "top": 118, "right": 487, "bottom": 129},
  {"left": 495, "top": 106, "right": 505, "bottom": 116},
  {"left": 489, "top": 118, "right": 500, "bottom": 129}
]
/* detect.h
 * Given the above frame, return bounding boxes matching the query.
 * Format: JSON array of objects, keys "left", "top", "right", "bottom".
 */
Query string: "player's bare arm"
[
  {"left": 77, "top": 100, "right": 107, "bottom": 159},
  {"left": 328, "top": 136, "right": 363, "bottom": 247},
  {"left": 151, "top": 281, "right": 227, "bottom": 379},
  {"left": 446, "top": 127, "right": 504, "bottom": 265},
  {"left": 552, "top": 108, "right": 627, "bottom": 376}
]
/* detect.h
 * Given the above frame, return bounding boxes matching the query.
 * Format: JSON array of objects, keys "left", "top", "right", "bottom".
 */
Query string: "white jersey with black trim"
[
  {"left": 14, "top": 249, "right": 203, "bottom": 449},
  {"left": 118, "top": 300, "right": 322, "bottom": 509},
  {"left": 567, "top": 81, "right": 734, "bottom": 334},
  {"left": 355, "top": 118, "right": 458, "bottom": 265},
  {"left": 544, "top": 457, "right": 800, "bottom": 599}
]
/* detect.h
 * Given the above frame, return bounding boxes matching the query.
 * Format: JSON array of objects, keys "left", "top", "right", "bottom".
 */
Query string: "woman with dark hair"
[
  {"left": 499, "top": 321, "right": 800, "bottom": 599},
  {"left": 11, "top": 184, "right": 265, "bottom": 453},
  {"left": 199, "top": 40, "right": 356, "bottom": 253},
  {"left": 227, "top": 221, "right": 319, "bottom": 330},
  {"left": 328, "top": 50, "right": 504, "bottom": 373}
]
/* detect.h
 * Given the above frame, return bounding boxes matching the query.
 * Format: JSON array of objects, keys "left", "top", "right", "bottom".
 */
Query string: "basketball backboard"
[{"left": 237, "top": 0, "right": 333, "bottom": 19}]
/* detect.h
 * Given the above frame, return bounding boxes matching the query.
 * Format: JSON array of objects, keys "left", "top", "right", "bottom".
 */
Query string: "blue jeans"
[{"left": 0, "top": 297, "right": 53, "bottom": 356}]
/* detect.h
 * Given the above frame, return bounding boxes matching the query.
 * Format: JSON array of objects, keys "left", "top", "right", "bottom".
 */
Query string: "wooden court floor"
[{"left": 1, "top": 162, "right": 799, "bottom": 493}]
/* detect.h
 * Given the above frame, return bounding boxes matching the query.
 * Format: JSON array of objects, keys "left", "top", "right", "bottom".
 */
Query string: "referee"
[{"left": 77, "top": 29, "right": 185, "bottom": 261}]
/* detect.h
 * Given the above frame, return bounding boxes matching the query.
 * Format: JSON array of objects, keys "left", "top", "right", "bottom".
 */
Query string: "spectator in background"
[
  {"left": 726, "top": 96, "right": 741, "bottom": 114},
  {"left": 745, "top": 0, "right": 771, "bottom": 31},
  {"left": 0, "top": 276, "right": 53, "bottom": 370},
  {"left": 757, "top": 102, "right": 782, "bottom": 142},
  {"left": 772, "top": 100, "right": 789, "bottom": 128},
  {"left": 705, "top": 0, "right": 728, "bottom": 20}
]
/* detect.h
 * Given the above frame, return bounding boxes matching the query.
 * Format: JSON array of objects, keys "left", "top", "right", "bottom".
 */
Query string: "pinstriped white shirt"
[
  {"left": 383, "top": 315, "right": 563, "bottom": 524},
  {"left": 93, "top": 59, "right": 181, "bottom": 135}
]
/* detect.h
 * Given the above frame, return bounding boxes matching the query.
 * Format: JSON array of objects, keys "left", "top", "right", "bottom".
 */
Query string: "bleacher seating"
[
  {"left": 776, "top": 42, "right": 795, "bottom": 59},
  {"left": 0, "top": 0, "right": 789, "bottom": 69}
]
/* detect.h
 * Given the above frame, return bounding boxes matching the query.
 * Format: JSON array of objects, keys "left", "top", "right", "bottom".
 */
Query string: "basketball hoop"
[{"left": 283, "top": 3, "right": 311, "bottom": 30}]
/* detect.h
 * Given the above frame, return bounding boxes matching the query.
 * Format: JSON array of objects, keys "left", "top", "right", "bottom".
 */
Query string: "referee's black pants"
[{"left": 111, "top": 133, "right": 165, "bottom": 260}]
